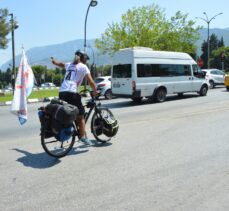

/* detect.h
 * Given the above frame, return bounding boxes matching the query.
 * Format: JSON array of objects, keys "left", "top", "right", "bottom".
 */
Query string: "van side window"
[
  {"left": 137, "top": 64, "right": 191, "bottom": 77},
  {"left": 113, "top": 64, "right": 131, "bottom": 78},
  {"left": 185, "top": 65, "right": 192, "bottom": 76},
  {"left": 192, "top": 65, "right": 204, "bottom": 78}
]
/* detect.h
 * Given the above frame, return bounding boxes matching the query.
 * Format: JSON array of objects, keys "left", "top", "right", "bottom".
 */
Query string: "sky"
[{"left": 0, "top": 0, "right": 229, "bottom": 66}]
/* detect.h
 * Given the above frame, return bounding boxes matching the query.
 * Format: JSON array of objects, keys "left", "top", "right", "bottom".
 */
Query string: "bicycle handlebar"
[{"left": 79, "top": 89, "right": 101, "bottom": 100}]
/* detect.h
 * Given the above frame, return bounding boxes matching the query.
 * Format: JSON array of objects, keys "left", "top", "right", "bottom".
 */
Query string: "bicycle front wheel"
[
  {"left": 91, "top": 108, "right": 114, "bottom": 143},
  {"left": 41, "top": 127, "right": 76, "bottom": 158}
]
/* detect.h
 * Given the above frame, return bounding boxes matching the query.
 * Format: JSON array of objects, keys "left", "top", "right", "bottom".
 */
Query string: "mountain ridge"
[{"left": 1, "top": 28, "right": 229, "bottom": 71}]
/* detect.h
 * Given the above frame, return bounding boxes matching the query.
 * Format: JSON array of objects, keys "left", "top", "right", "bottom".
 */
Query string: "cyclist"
[{"left": 51, "top": 50, "right": 98, "bottom": 144}]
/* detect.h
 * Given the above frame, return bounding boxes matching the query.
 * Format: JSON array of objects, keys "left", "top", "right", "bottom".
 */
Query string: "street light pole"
[
  {"left": 196, "top": 12, "right": 223, "bottom": 69},
  {"left": 88, "top": 44, "right": 96, "bottom": 78},
  {"left": 84, "top": 0, "right": 98, "bottom": 52},
  {"left": 83, "top": 0, "right": 98, "bottom": 91},
  {"left": 9, "top": 13, "right": 18, "bottom": 90},
  {"left": 10, "top": 13, "right": 16, "bottom": 83}
]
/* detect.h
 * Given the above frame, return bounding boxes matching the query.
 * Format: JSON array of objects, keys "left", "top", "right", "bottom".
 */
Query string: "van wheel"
[
  {"left": 226, "top": 87, "right": 229, "bottom": 91},
  {"left": 131, "top": 97, "right": 142, "bottom": 103},
  {"left": 154, "top": 88, "right": 166, "bottom": 102},
  {"left": 209, "top": 80, "right": 215, "bottom": 89},
  {"left": 104, "top": 89, "right": 113, "bottom": 99},
  {"left": 199, "top": 85, "right": 208, "bottom": 96}
]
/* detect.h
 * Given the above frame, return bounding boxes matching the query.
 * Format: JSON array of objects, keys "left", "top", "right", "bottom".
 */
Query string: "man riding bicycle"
[{"left": 51, "top": 50, "right": 98, "bottom": 145}]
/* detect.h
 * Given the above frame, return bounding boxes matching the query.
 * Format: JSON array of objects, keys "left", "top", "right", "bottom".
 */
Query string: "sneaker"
[{"left": 80, "top": 137, "right": 92, "bottom": 145}]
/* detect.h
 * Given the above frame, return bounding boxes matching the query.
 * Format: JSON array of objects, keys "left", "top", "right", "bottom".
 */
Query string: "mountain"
[
  {"left": 196, "top": 28, "right": 229, "bottom": 55},
  {"left": 1, "top": 28, "right": 229, "bottom": 71},
  {"left": 199, "top": 28, "right": 229, "bottom": 43},
  {"left": 0, "top": 39, "right": 112, "bottom": 71}
]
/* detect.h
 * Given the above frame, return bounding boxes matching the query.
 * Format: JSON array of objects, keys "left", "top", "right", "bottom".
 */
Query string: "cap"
[{"left": 75, "top": 50, "right": 90, "bottom": 60}]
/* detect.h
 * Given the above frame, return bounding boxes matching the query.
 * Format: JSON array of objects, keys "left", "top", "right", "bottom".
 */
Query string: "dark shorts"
[{"left": 59, "top": 92, "right": 85, "bottom": 116}]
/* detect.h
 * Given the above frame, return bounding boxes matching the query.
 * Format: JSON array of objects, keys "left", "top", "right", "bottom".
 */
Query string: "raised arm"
[{"left": 51, "top": 57, "right": 65, "bottom": 69}]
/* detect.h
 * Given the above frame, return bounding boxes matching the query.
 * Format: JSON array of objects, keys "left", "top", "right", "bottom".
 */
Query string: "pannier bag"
[
  {"left": 38, "top": 109, "right": 54, "bottom": 138},
  {"left": 46, "top": 103, "right": 79, "bottom": 126},
  {"left": 94, "top": 115, "right": 119, "bottom": 137},
  {"left": 57, "top": 126, "right": 74, "bottom": 142},
  {"left": 102, "top": 117, "right": 119, "bottom": 137},
  {"left": 38, "top": 100, "right": 79, "bottom": 140}
]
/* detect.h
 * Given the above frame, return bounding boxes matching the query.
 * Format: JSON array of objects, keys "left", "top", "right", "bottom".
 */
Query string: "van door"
[
  {"left": 192, "top": 65, "right": 204, "bottom": 91},
  {"left": 168, "top": 64, "right": 193, "bottom": 93},
  {"left": 112, "top": 64, "right": 133, "bottom": 96}
]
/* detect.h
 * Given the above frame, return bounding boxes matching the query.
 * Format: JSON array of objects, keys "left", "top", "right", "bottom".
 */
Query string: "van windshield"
[{"left": 113, "top": 64, "right": 131, "bottom": 78}]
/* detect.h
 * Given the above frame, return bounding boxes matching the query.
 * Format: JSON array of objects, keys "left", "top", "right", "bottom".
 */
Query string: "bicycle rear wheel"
[
  {"left": 91, "top": 108, "right": 114, "bottom": 143},
  {"left": 41, "top": 127, "right": 76, "bottom": 158}
]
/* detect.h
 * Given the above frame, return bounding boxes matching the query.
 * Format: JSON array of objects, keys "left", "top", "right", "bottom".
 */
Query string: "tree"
[
  {"left": 0, "top": 9, "right": 11, "bottom": 49},
  {"left": 95, "top": 4, "right": 201, "bottom": 56},
  {"left": 32, "top": 65, "right": 48, "bottom": 85},
  {"left": 218, "top": 36, "right": 224, "bottom": 48},
  {"left": 0, "top": 68, "right": 12, "bottom": 88},
  {"left": 31, "top": 65, "right": 64, "bottom": 86},
  {"left": 211, "top": 46, "right": 229, "bottom": 71},
  {"left": 96, "top": 65, "right": 112, "bottom": 76},
  {"left": 200, "top": 34, "right": 225, "bottom": 69},
  {"left": 210, "top": 34, "right": 219, "bottom": 53}
]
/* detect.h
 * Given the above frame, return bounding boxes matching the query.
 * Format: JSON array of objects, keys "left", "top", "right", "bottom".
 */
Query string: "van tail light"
[{"left": 132, "top": 80, "right": 136, "bottom": 92}]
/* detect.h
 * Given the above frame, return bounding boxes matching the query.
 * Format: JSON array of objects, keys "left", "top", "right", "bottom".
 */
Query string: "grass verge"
[
  {"left": 0, "top": 86, "right": 89, "bottom": 103},
  {"left": 0, "top": 89, "right": 59, "bottom": 103}
]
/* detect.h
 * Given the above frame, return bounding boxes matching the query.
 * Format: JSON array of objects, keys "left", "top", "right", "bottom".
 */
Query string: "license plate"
[{"left": 113, "top": 83, "right": 120, "bottom": 88}]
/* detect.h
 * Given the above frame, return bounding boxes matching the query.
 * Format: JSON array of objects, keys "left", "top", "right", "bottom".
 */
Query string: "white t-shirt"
[{"left": 59, "top": 62, "right": 90, "bottom": 93}]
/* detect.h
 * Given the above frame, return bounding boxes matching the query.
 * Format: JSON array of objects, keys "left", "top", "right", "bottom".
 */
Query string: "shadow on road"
[
  {"left": 104, "top": 93, "right": 199, "bottom": 109},
  {"left": 12, "top": 148, "right": 61, "bottom": 169},
  {"left": 12, "top": 139, "right": 113, "bottom": 169},
  {"left": 12, "top": 147, "right": 88, "bottom": 169}
]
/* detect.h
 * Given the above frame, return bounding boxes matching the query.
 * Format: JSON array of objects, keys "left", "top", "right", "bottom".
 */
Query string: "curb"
[
  {"left": 0, "top": 97, "right": 56, "bottom": 107},
  {"left": 0, "top": 94, "right": 90, "bottom": 107}
]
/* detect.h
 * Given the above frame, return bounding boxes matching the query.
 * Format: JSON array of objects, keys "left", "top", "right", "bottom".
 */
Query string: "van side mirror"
[{"left": 193, "top": 70, "right": 198, "bottom": 76}]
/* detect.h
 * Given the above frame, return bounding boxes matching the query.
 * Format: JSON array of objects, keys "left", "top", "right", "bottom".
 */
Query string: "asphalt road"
[{"left": 0, "top": 87, "right": 229, "bottom": 211}]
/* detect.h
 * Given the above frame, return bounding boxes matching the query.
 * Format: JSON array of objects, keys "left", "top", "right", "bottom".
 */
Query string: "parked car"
[
  {"left": 202, "top": 69, "right": 225, "bottom": 89},
  {"left": 41, "top": 82, "right": 56, "bottom": 88},
  {"left": 224, "top": 74, "right": 229, "bottom": 91},
  {"left": 95, "top": 76, "right": 113, "bottom": 99},
  {"left": 2, "top": 87, "right": 13, "bottom": 92}
]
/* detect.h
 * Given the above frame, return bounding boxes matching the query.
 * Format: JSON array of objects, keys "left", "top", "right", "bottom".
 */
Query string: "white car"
[
  {"left": 202, "top": 69, "right": 225, "bottom": 89},
  {"left": 41, "top": 82, "right": 56, "bottom": 88},
  {"left": 95, "top": 76, "right": 113, "bottom": 99}
]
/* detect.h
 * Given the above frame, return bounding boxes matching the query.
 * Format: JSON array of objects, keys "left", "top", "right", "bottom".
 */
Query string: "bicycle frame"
[
  {"left": 84, "top": 100, "right": 101, "bottom": 123},
  {"left": 73, "top": 98, "right": 102, "bottom": 138}
]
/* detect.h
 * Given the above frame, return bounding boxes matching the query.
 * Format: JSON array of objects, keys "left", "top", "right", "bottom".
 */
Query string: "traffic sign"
[{"left": 197, "top": 58, "right": 204, "bottom": 67}]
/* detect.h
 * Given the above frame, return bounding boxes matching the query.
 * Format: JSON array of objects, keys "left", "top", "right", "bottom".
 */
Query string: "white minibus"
[{"left": 111, "top": 47, "right": 208, "bottom": 102}]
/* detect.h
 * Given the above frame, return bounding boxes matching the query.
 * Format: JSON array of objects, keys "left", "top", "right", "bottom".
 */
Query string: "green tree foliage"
[
  {"left": 0, "top": 9, "right": 11, "bottom": 49},
  {"left": 0, "top": 68, "right": 13, "bottom": 88},
  {"left": 96, "top": 65, "right": 112, "bottom": 76},
  {"left": 211, "top": 46, "right": 229, "bottom": 71},
  {"left": 218, "top": 37, "right": 224, "bottom": 48},
  {"left": 32, "top": 65, "right": 64, "bottom": 86},
  {"left": 200, "top": 34, "right": 225, "bottom": 69},
  {"left": 95, "top": 4, "right": 200, "bottom": 55}
]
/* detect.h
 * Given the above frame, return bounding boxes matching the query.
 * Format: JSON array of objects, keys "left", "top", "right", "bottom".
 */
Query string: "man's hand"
[
  {"left": 51, "top": 57, "right": 65, "bottom": 68},
  {"left": 92, "top": 90, "right": 99, "bottom": 97},
  {"left": 51, "top": 57, "right": 56, "bottom": 65}
]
